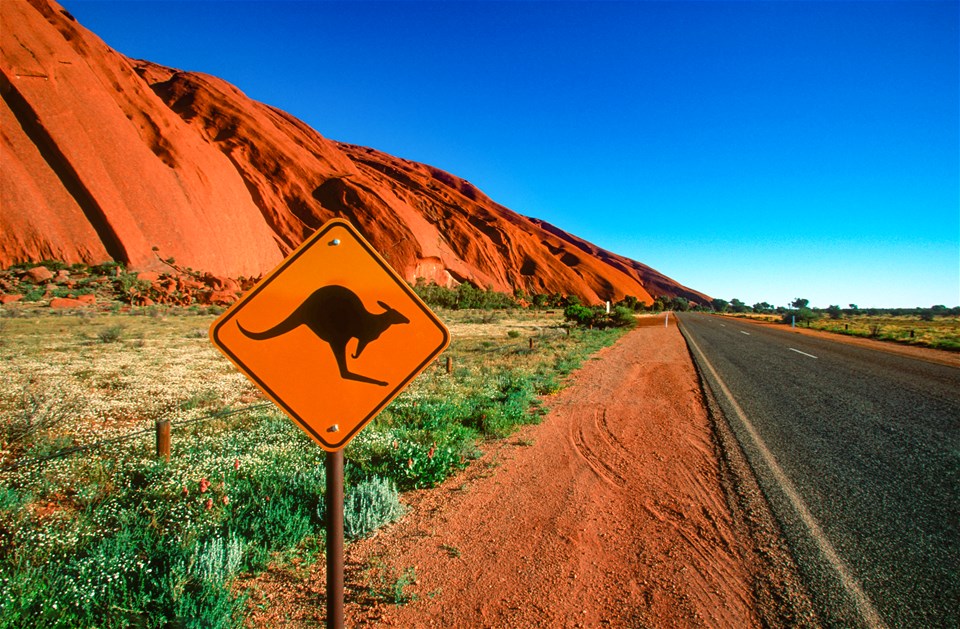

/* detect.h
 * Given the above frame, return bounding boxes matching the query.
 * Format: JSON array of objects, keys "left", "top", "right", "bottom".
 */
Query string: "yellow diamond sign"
[{"left": 210, "top": 219, "right": 450, "bottom": 451}]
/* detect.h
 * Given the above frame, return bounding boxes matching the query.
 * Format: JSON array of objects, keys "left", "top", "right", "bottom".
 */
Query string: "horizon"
[{"left": 59, "top": 0, "right": 959, "bottom": 309}]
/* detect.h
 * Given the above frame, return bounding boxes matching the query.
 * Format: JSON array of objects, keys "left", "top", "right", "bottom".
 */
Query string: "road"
[{"left": 677, "top": 313, "right": 960, "bottom": 628}]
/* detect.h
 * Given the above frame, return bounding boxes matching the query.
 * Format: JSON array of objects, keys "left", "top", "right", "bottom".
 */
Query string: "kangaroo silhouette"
[{"left": 237, "top": 285, "right": 409, "bottom": 386}]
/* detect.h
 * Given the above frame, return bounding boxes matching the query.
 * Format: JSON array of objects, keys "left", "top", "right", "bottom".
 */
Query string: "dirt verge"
[{"left": 245, "top": 320, "right": 812, "bottom": 627}]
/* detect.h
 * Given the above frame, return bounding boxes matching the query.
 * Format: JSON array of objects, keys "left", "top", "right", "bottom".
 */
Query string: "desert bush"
[
  {"left": 564, "top": 304, "right": 597, "bottom": 326},
  {"left": 97, "top": 324, "right": 125, "bottom": 343},
  {"left": 610, "top": 306, "right": 637, "bottom": 328},
  {"left": 412, "top": 279, "right": 519, "bottom": 310},
  {"left": 781, "top": 307, "right": 818, "bottom": 326},
  {"left": 1, "top": 385, "right": 79, "bottom": 454},
  {"left": 564, "top": 304, "right": 636, "bottom": 329},
  {"left": 343, "top": 476, "right": 405, "bottom": 539}
]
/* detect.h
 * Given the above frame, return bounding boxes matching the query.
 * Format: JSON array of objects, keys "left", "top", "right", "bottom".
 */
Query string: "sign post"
[
  {"left": 210, "top": 218, "right": 450, "bottom": 627},
  {"left": 326, "top": 449, "right": 344, "bottom": 628}
]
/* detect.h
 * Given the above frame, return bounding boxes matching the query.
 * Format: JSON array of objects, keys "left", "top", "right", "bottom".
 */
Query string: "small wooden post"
[
  {"left": 156, "top": 420, "right": 171, "bottom": 462},
  {"left": 446, "top": 356, "right": 453, "bottom": 374},
  {"left": 529, "top": 337, "right": 534, "bottom": 350}
]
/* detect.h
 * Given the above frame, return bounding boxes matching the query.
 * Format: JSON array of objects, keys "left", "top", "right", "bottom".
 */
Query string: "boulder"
[
  {"left": 50, "top": 297, "right": 88, "bottom": 309},
  {"left": 23, "top": 266, "right": 54, "bottom": 283}
]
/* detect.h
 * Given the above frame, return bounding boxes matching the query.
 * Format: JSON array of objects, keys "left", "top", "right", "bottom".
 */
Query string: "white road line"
[
  {"left": 740, "top": 330, "right": 750, "bottom": 335},
  {"left": 790, "top": 348, "right": 818, "bottom": 359},
  {"left": 683, "top": 330, "right": 889, "bottom": 629}
]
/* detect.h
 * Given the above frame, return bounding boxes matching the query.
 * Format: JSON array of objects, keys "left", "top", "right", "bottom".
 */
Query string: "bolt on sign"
[{"left": 210, "top": 218, "right": 450, "bottom": 451}]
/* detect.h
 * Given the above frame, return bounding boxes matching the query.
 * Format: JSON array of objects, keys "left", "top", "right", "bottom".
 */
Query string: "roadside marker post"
[
  {"left": 155, "top": 420, "right": 170, "bottom": 462},
  {"left": 209, "top": 218, "right": 450, "bottom": 628}
]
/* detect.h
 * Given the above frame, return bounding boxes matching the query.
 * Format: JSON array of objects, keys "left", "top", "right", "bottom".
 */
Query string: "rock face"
[{"left": 1, "top": 0, "right": 709, "bottom": 305}]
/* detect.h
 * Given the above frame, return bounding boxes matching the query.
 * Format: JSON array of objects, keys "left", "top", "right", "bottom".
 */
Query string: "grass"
[
  {"left": 716, "top": 311, "right": 960, "bottom": 352},
  {"left": 806, "top": 314, "right": 960, "bottom": 351},
  {"left": 0, "top": 305, "right": 625, "bottom": 627}
]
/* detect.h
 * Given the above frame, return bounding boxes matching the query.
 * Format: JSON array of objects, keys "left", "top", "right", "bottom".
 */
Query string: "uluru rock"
[{"left": 1, "top": 0, "right": 709, "bottom": 306}]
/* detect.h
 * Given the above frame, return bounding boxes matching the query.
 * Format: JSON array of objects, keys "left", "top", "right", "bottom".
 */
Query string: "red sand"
[{"left": 242, "top": 322, "right": 817, "bottom": 627}]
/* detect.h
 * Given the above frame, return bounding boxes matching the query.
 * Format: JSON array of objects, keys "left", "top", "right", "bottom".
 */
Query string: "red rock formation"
[{"left": 1, "top": 0, "right": 709, "bottom": 305}]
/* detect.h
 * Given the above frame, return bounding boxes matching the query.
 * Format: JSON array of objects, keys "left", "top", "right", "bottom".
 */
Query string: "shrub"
[
  {"left": 412, "top": 279, "right": 519, "bottom": 310},
  {"left": 97, "top": 324, "right": 125, "bottom": 343},
  {"left": 564, "top": 304, "right": 597, "bottom": 326},
  {"left": 186, "top": 533, "right": 246, "bottom": 586},
  {"left": 781, "top": 307, "right": 818, "bottom": 326},
  {"left": 565, "top": 304, "right": 636, "bottom": 329},
  {"left": 343, "top": 476, "right": 406, "bottom": 540},
  {"left": 2, "top": 385, "right": 79, "bottom": 453},
  {"left": 610, "top": 306, "right": 637, "bottom": 328}
]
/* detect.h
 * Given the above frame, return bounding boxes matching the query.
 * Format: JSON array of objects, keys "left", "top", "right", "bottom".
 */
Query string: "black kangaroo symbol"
[{"left": 237, "top": 285, "right": 409, "bottom": 386}]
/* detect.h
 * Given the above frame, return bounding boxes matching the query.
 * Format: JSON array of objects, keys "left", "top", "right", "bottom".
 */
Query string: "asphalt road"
[{"left": 677, "top": 313, "right": 959, "bottom": 628}]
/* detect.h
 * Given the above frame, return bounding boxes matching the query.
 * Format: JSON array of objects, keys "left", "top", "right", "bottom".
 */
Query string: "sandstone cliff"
[{"left": 1, "top": 0, "right": 709, "bottom": 305}]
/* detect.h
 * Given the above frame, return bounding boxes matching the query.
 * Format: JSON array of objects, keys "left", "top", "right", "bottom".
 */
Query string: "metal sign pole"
[{"left": 326, "top": 449, "right": 345, "bottom": 629}]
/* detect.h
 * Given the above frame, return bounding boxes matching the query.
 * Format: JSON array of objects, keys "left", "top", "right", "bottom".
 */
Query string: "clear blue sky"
[{"left": 60, "top": 0, "right": 958, "bottom": 308}]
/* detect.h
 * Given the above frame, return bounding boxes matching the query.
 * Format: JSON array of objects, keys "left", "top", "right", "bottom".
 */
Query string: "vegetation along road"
[{"left": 677, "top": 312, "right": 959, "bottom": 628}]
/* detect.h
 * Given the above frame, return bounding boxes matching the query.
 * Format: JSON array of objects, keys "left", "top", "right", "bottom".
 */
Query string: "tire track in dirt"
[
  {"left": 245, "top": 320, "right": 813, "bottom": 627},
  {"left": 570, "top": 408, "right": 629, "bottom": 488}
]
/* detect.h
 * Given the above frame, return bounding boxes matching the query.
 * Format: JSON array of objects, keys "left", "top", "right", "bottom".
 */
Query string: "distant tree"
[
  {"left": 791, "top": 298, "right": 810, "bottom": 309},
  {"left": 848, "top": 304, "right": 859, "bottom": 311},
  {"left": 610, "top": 306, "right": 638, "bottom": 328},
  {"left": 564, "top": 304, "right": 596, "bottom": 326},
  {"left": 752, "top": 302, "right": 773, "bottom": 313},
  {"left": 711, "top": 298, "right": 729, "bottom": 312},
  {"left": 729, "top": 298, "right": 748, "bottom": 313},
  {"left": 617, "top": 295, "right": 642, "bottom": 311},
  {"left": 670, "top": 297, "right": 690, "bottom": 312},
  {"left": 782, "top": 307, "right": 818, "bottom": 326},
  {"left": 826, "top": 305, "right": 843, "bottom": 319}
]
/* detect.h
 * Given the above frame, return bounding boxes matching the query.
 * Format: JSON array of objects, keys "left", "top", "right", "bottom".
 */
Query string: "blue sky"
[{"left": 60, "top": 0, "right": 958, "bottom": 308}]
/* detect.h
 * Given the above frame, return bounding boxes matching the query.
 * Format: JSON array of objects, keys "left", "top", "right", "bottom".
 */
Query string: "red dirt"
[{"left": 244, "top": 322, "right": 810, "bottom": 627}]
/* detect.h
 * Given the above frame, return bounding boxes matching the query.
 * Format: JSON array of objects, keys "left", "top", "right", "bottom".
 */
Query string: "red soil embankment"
[{"left": 245, "top": 320, "right": 816, "bottom": 627}]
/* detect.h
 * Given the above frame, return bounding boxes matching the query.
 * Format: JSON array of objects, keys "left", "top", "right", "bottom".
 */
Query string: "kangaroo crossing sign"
[{"left": 210, "top": 219, "right": 450, "bottom": 451}]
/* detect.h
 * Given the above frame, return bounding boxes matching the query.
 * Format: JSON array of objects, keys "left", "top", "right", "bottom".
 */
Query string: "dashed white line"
[
  {"left": 740, "top": 331, "right": 751, "bottom": 336},
  {"left": 789, "top": 348, "right": 818, "bottom": 359}
]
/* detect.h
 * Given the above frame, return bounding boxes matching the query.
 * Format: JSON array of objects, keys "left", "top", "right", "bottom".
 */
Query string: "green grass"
[
  {"left": 0, "top": 307, "right": 625, "bottom": 627},
  {"left": 807, "top": 314, "right": 960, "bottom": 352}
]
